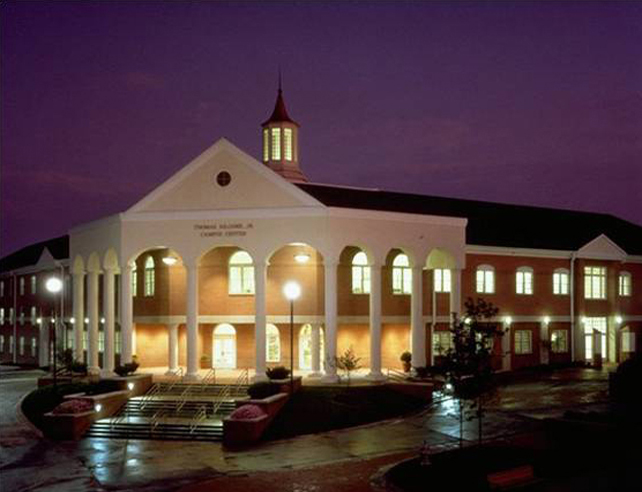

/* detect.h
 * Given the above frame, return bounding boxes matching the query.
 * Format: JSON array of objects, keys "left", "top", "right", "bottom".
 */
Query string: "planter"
[
  {"left": 402, "top": 361, "right": 411, "bottom": 373},
  {"left": 224, "top": 393, "right": 289, "bottom": 447},
  {"left": 102, "top": 373, "right": 153, "bottom": 397},
  {"left": 386, "top": 382, "right": 434, "bottom": 401},
  {"left": 267, "top": 376, "right": 302, "bottom": 394}
]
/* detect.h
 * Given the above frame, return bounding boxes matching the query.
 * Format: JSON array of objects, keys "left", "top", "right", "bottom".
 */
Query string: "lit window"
[
  {"left": 618, "top": 272, "right": 632, "bottom": 297},
  {"left": 0, "top": 335, "right": 4, "bottom": 352},
  {"left": 144, "top": 256, "right": 155, "bottom": 297},
  {"left": 553, "top": 269, "right": 569, "bottom": 295},
  {"left": 132, "top": 263, "right": 138, "bottom": 297},
  {"left": 9, "top": 335, "right": 14, "bottom": 353},
  {"left": 583, "top": 317, "right": 607, "bottom": 360},
  {"left": 31, "top": 337, "right": 37, "bottom": 357},
  {"left": 115, "top": 331, "right": 121, "bottom": 354},
  {"left": 229, "top": 251, "right": 255, "bottom": 295},
  {"left": 30, "top": 306, "right": 37, "bottom": 324},
  {"left": 551, "top": 330, "right": 568, "bottom": 353},
  {"left": 31, "top": 275, "right": 37, "bottom": 294},
  {"left": 266, "top": 324, "right": 280, "bottom": 363},
  {"left": 476, "top": 265, "right": 495, "bottom": 294},
  {"left": 66, "top": 329, "right": 73, "bottom": 350},
  {"left": 0, "top": 281, "right": 4, "bottom": 297},
  {"left": 514, "top": 330, "right": 532, "bottom": 354},
  {"left": 284, "top": 128, "right": 293, "bottom": 161},
  {"left": 351, "top": 252, "right": 371, "bottom": 294},
  {"left": 0, "top": 308, "right": 4, "bottom": 325},
  {"left": 263, "top": 128, "right": 269, "bottom": 161},
  {"left": 98, "top": 331, "right": 105, "bottom": 353},
  {"left": 19, "top": 336, "right": 25, "bottom": 356},
  {"left": 271, "top": 128, "right": 281, "bottom": 160},
  {"left": 434, "top": 269, "right": 451, "bottom": 293},
  {"left": 83, "top": 329, "right": 88, "bottom": 351},
  {"left": 516, "top": 267, "right": 533, "bottom": 295},
  {"left": 432, "top": 331, "right": 453, "bottom": 355},
  {"left": 19, "top": 310, "right": 24, "bottom": 325},
  {"left": 622, "top": 331, "right": 636, "bottom": 353},
  {"left": 584, "top": 266, "right": 606, "bottom": 299},
  {"left": 392, "top": 254, "right": 412, "bottom": 295},
  {"left": 19, "top": 277, "right": 25, "bottom": 296},
  {"left": 9, "top": 308, "right": 14, "bottom": 324}
]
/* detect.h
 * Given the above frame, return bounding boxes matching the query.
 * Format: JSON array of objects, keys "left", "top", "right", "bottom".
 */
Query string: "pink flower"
[
  {"left": 230, "top": 404, "right": 266, "bottom": 420},
  {"left": 52, "top": 398, "right": 95, "bottom": 414}
]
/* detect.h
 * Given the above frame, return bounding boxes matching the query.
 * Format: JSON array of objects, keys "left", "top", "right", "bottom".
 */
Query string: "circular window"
[{"left": 216, "top": 171, "right": 231, "bottom": 187}]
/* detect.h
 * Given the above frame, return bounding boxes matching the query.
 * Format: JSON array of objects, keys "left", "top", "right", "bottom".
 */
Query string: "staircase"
[{"left": 86, "top": 370, "right": 250, "bottom": 442}]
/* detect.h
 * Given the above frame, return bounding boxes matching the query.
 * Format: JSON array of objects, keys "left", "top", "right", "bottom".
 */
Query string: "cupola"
[{"left": 261, "top": 83, "right": 307, "bottom": 182}]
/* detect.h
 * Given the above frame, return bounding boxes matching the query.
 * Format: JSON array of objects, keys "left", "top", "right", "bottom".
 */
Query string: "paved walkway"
[{"left": 0, "top": 366, "right": 611, "bottom": 492}]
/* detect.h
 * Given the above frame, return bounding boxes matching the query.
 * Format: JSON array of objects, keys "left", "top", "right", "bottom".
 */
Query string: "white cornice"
[{"left": 466, "top": 245, "right": 573, "bottom": 259}]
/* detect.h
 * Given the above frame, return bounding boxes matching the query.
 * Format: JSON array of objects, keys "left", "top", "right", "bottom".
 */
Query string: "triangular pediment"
[
  {"left": 127, "top": 138, "right": 323, "bottom": 214},
  {"left": 577, "top": 234, "right": 627, "bottom": 260}
]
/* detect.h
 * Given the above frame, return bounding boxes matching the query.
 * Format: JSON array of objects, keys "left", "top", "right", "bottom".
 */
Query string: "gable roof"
[
  {"left": 0, "top": 235, "right": 69, "bottom": 273},
  {"left": 296, "top": 183, "right": 642, "bottom": 255}
]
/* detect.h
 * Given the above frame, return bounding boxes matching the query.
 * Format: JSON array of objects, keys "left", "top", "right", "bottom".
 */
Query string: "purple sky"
[{"left": 2, "top": 1, "right": 641, "bottom": 257}]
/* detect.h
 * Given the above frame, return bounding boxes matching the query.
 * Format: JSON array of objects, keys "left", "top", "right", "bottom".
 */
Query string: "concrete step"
[{"left": 86, "top": 419, "right": 224, "bottom": 442}]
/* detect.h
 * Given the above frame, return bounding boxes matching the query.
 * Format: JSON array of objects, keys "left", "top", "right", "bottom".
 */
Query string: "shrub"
[
  {"left": 400, "top": 351, "right": 412, "bottom": 363},
  {"left": 413, "top": 366, "right": 431, "bottom": 379},
  {"left": 230, "top": 404, "right": 266, "bottom": 420},
  {"left": 114, "top": 361, "right": 139, "bottom": 377},
  {"left": 335, "top": 347, "right": 362, "bottom": 385},
  {"left": 247, "top": 381, "right": 281, "bottom": 399},
  {"left": 70, "top": 361, "right": 88, "bottom": 374},
  {"left": 266, "top": 366, "right": 290, "bottom": 380},
  {"left": 51, "top": 398, "right": 95, "bottom": 415}
]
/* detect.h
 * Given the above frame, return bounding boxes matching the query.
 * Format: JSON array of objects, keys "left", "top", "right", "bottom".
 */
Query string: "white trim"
[
  {"left": 576, "top": 234, "right": 627, "bottom": 260},
  {"left": 466, "top": 244, "right": 573, "bottom": 259}
]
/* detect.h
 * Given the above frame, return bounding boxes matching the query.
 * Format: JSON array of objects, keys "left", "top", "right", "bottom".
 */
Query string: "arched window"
[
  {"left": 434, "top": 269, "right": 451, "bottom": 293},
  {"left": 19, "top": 277, "right": 25, "bottom": 296},
  {"left": 229, "top": 251, "right": 255, "bottom": 295},
  {"left": 619, "top": 271, "right": 632, "bottom": 297},
  {"left": 351, "top": 252, "right": 371, "bottom": 294},
  {"left": 553, "top": 268, "right": 569, "bottom": 295},
  {"left": 299, "top": 324, "right": 325, "bottom": 370},
  {"left": 144, "top": 256, "right": 155, "bottom": 297},
  {"left": 476, "top": 265, "right": 495, "bottom": 294},
  {"left": 392, "top": 253, "right": 412, "bottom": 295},
  {"left": 516, "top": 266, "right": 534, "bottom": 295},
  {"left": 266, "top": 324, "right": 281, "bottom": 363},
  {"left": 131, "top": 263, "right": 138, "bottom": 297}
]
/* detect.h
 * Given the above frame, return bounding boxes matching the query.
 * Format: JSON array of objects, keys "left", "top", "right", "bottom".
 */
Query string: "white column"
[
  {"left": 502, "top": 321, "right": 512, "bottom": 371},
  {"left": 120, "top": 264, "right": 133, "bottom": 364},
  {"left": 39, "top": 321, "right": 49, "bottom": 367},
  {"left": 367, "top": 263, "right": 384, "bottom": 380},
  {"left": 310, "top": 324, "right": 321, "bottom": 377},
  {"left": 87, "top": 271, "right": 100, "bottom": 375},
  {"left": 165, "top": 323, "right": 179, "bottom": 374},
  {"left": 253, "top": 260, "right": 268, "bottom": 381},
  {"left": 450, "top": 268, "right": 462, "bottom": 320},
  {"left": 540, "top": 321, "right": 549, "bottom": 365},
  {"left": 410, "top": 266, "right": 425, "bottom": 368},
  {"left": 102, "top": 268, "right": 116, "bottom": 376},
  {"left": 185, "top": 262, "right": 200, "bottom": 380},
  {"left": 72, "top": 272, "right": 85, "bottom": 361},
  {"left": 322, "top": 262, "right": 339, "bottom": 382}
]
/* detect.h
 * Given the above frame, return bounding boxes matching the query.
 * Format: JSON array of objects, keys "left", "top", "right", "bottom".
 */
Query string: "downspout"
[{"left": 570, "top": 252, "right": 576, "bottom": 361}]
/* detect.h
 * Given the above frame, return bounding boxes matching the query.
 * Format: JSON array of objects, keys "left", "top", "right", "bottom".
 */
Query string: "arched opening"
[
  {"left": 299, "top": 324, "right": 324, "bottom": 370},
  {"left": 266, "top": 323, "right": 281, "bottom": 363},
  {"left": 213, "top": 323, "right": 237, "bottom": 369}
]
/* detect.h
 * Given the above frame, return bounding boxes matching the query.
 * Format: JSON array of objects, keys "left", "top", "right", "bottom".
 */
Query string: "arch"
[
  {"left": 426, "top": 248, "right": 458, "bottom": 270},
  {"left": 266, "top": 323, "right": 281, "bottom": 363},
  {"left": 264, "top": 241, "right": 327, "bottom": 265},
  {"left": 212, "top": 323, "right": 236, "bottom": 368},
  {"left": 87, "top": 252, "right": 101, "bottom": 273},
  {"left": 72, "top": 255, "right": 85, "bottom": 275},
  {"left": 351, "top": 251, "right": 370, "bottom": 294},
  {"left": 103, "top": 248, "right": 119, "bottom": 271},
  {"left": 125, "top": 245, "right": 188, "bottom": 268},
  {"left": 229, "top": 250, "right": 255, "bottom": 294},
  {"left": 391, "top": 252, "right": 412, "bottom": 295},
  {"left": 299, "top": 324, "right": 324, "bottom": 370},
  {"left": 516, "top": 266, "right": 534, "bottom": 295}
]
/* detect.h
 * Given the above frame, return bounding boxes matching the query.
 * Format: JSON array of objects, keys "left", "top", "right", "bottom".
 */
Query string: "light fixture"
[
  {"left": 581, "top": 317, "right": 587, "bottom": 325},
  {"left": 84, "top": 317, "right": 89, "bottom": 324},
  {"left": 283, "top": 281, "right": 301, "bottom": 301},
  {"left": 615, "top": 315, "right": 623, "bottom": 325},
  {"left": 505, "top": 316, "right": 513, "bottom": 325},
  {"left": 464, "top": 317, "right": 472, "bottom": 325},
  {"left": 36, "top": 318, "right": 42, "bottom": 325},
  {"left": 294, "top": 252, "right": 310, "bottom": 264},
  {"left": 70, "top": 317, "right": 75, "bottom": 324},
  {"left": 46, "top": 277, "right": 63, "bottom": 293},
  {"left": 100, "top": 318, "right": 106, "bottom": 324},
  {"left": 95, "top": 404, "right": 102, "bottom": 412},
  {"left": 162, "top": 256, "right": 178, "bottom": 266},
  {"left": 445, "top": 383, "right": 453, "bottom": 391},
  {"left": 543, "top": 316, "right": 551, "bottom": 325},
  {"left": 127, "top": 382, "right": 135, "bottom": 391}
]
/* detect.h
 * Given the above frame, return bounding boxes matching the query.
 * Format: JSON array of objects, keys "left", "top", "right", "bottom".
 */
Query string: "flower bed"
[{"left": 223, "top": 393, "right": 288, "bottom": 447}]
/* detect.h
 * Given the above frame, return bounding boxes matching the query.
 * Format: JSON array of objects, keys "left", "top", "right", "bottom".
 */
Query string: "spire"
[{"left": 262, "top": 73, "right": 298, "bottom": 126}]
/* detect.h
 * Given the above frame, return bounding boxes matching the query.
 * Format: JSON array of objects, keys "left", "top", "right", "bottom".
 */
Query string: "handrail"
[
  {"left": 139, "top": 383, "right": 161, "bottom": 410},
  {"left": 212, "top": 368, "right": 249, "bottom": 415},
  {"left": 175, "top": 384, "right": 193, "bottom": 413},
  {"left": 201, "top": 368, "right": 216, "bottom": 391},
  {"left": 189, "top": 404, "right": 208, "bottom": 433},
  {"left": 150, "top": 409, "right": 166, "bottom": 434},
  {"left": 165, "top": 367, "right": 184, "bottom": 393},
  {"left": 387, "top": 368, "right": 407, "bottom": 382}
]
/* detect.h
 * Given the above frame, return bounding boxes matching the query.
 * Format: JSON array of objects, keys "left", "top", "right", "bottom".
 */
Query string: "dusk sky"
[{"left": 2, "top": 1, "right": 641, "bottom": 257}]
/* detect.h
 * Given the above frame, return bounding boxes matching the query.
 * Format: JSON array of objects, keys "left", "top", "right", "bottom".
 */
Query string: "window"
[
  {"left": 0, "top": 308, "right": 4, "bottom": 324},
  {"left": 9, "top": 335, "right": 14, "bottom": 353},
  {"left": 19, "top": 336, "right": 25, "bottom": 356},
  {"left": 19, "top": 277, "right": 25, "bottom": 296},
  {"left": 31, "top": 275, "right": 37, "bottom": 294},
  {"left": 132, "top": 263, "right": 138, "bottom": 297},
  {"left": 271, "top": 128, "right": 281, "bottom": 160},
  {"left": 19, "top": 310, "right": 24, "bottom": 325},
  {"left": 83, "top": 329, "right": 88, "bottom": 351},
  {"left": 434, "top": 269, "right": 451, "bottom": 293},
  {"left": 584, "top": 266, "right": 606, "bottom": 299},
  {"left": 516, "top": 267, "right": 533, "bottom": 295},
  {"left": 283, "top": 128, "right": 293, "bottom": 161},
  {"left": 551, "top": 330, "right": 568, "bottom": 353},
  {"left": 392, "top": 254, "right": 412, "bottom": 294},
  {"left": 66, "top": 329, "right": 73, "bottom": 351},
  {"left": 514, "top": 330, "right": 532, "bottom": 354},
  {"left": 351, "top": 252, "right": 371, "bottom": 294},
  {"left": 30, "top": 306, "right": 36, "bottom": 324},
  {"left": 262, "top": 128, "right": 269, "bottom": 161},
  {"left": 622, "top": 332, "right": 636, "bottom": 353},
  {"left": 1, "top": 281, "right": 4, "bottom": 297},
  {"left": 476, "top": 265, "right": 495, "bottom": 294},
  {"left": 98, "top": 331, "right": 105, "bottom": 353},
  {"left": 31, "top": 337, "right": 37, "bottom": 357},
  {"left": 618, "top": 272, "right": 632, "bottom": 297},
  {"left": 115, "top": 331, "right": 121, "bottom": 354},
  {"left": 0, "top": 335, "right": 4, "bottom": 352},
  {"left": 266, "top": 324, "right": 280, "bottom": 363},
  {"left": 583, "top": 317, "right": 607, "bottom": 360},
  {"left": 553, "top": 268, "right": 569, "bottom": 295},
  {"left": 144, "top": 256, "right": 155, "bottom": 297},
  {"left": 432, "top": 331, "right": 453, "bottom": 355},
  {"left": 9, "top": 308, "right": 14, "bottom": 324},
  {"left": 229, "top": 251, "right": 255, "bottom": 295}
]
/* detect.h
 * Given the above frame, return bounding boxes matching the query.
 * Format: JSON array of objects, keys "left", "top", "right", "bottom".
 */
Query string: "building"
[{"left": 1, "top": 88, "right": 641, "bottom": 380}]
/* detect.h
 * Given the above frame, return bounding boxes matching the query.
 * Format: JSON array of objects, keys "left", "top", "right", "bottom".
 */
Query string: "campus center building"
[{"left": 1, "top": 88, "right": 641, "bottom": 381}]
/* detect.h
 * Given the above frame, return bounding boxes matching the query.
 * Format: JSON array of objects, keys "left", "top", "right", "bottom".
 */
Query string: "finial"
[{"left": 278, "top": 66, "right": 282, "bottom": 93}]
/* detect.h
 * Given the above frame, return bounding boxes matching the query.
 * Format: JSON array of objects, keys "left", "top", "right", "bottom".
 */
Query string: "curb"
[{"left": 15, "top": 388, "right": 45, "bottom": 439}]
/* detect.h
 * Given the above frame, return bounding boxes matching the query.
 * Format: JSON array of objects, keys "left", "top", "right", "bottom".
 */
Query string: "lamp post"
[
  {"left": 46, "top": 276, "right": 63, "bottom": 388},
  {"left": 283, "top": 281, "right": 301, "bottom": 394}
]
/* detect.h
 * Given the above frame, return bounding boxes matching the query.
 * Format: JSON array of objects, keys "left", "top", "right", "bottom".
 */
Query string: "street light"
[
  {"left": 283, "top": 281, "right": 301, "bottom": 394},
  {"left": 46, "top": 277, "right": 63, "bottom": 388}
]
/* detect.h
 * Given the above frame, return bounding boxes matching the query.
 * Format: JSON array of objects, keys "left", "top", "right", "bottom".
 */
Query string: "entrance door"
[
  {"left": 213, "top": 324, "right": 236, "bottom": 369},
  {"left": 299, "top": 324, "right": 324, "bottom": 370},
  {"left": 583, "top": 317, "right": 607, "bottom": 362}
]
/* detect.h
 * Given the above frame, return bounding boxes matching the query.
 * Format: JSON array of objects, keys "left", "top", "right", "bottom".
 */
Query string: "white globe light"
[
  {"left": 46, "top": 277, "right": 63, "bottom": 293},
  {"left": 283, "top": 281, "right": 301, "bottom": 301},
  {"left": 162, "top": 256, "right": 178, "bottom": 266}
]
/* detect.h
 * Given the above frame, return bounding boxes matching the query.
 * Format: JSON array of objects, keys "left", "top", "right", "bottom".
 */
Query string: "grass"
[
  {"left": 21, "top": 380, "right": 121, "bottom": 429},
  {"left": 263, "top": 385, "right": 427, "bottom": 440}
]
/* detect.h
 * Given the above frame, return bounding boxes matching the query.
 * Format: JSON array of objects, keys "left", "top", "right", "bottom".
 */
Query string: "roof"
[
  {"left": 296, "top": 183, "right": 642, "bottom": 255},
  {"left": 0, "top": 235, "right": 69, "bottom": 273},
  {"left": 261, "top": 89, "right": 299, "bottom": 127}
]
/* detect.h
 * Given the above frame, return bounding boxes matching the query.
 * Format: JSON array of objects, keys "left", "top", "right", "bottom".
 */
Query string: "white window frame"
[
  {"left": 30, "top": 306, "right": 37, "bottom": 324},
  {"left": 392, "top": 254, "right": 412, "bottom": 295},
  {"left": 584, "top": 266, "right": 606, "bottom": 299},
  {"left": 266, "top": 324, "right": 280, "bottom": 363},
  {"left": 31, "top": 337, "right": 37, "bottom": 357},
  {"left": 0, "top": 335, "right": 4, "bottom": 352},
  {"left": 551, "top": 330, "right": 568, "bottom": 353},
  {"left": 98, "top": 330, "right": 105, "bottom": 353},
  {"left": 144, "top": 256, "right": 155, "bottom": 297},
  {"left": 283, "top": 128, "right": 293, "bottom": 161},
  {"left": 432, "top": 331, "right": 453, "bottom": 355},
  {"left": 0, "top": 308, "right": 4, "bottom": 325},
  {"left": 618, "top": 272, "right": 632, "bottom": 297},
  {"left": 476, "top": 265, "right": 495, "bottom": 294},
  {"left": 9, "top": 335, "right": 14, "bottom": 354},
  {"left": 434, "top": 269, "right": 451, "bottom": 293},
  {"left": 514, "top": 330, "right": 532, "bottom": 354},
  {"left": 19, "top": 277, "right": 25, "bottom": 296},
  {"left": 228, "top": 251, "right": 255, "bottom": 295},
  {"left": 270, "top": 128, "right": 281, "bottom": 160},
  {"left": 553, "top": 268, "right": 569, "bottom": 295},
  {"left": 621, "top": 331, "right": 636, "bottom": 353},
  {"left": 115, "top": 330, "right": 121, "bottom": 354},
  {"left": 351, "top": 252, "right": 371, "bottom": 294},
  {"left": 262, "top": 128, "right": 269, "bottom": 161},
  {"left": 516, "top": 267, "right": 533, "bottom": 295},
  {"left": 31, "top": 275, "right": 37, "bottom": 294},
  {"left": 19, "top": 310, "right": 25, "bottom": 325},
  {"left": 9, "top": 308, "right": 14, "bottom": 324},
  {"left": 19, "top": 336, "right": 25, "bottom": 356}
]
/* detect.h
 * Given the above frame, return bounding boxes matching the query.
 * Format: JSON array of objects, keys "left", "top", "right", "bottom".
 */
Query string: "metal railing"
[
  {"left": 165, "top": 367, "right": 184, "bottom": 393},
  {"left": 139, "top": 383, "right": 161, "bottom": 410},
  {"left": 189, "top": 404, "right": 208, "bottom": 433},
  {"left": 175, "top": 383, "right": 193, "bottom": 413},
  {"left": 212, "top": 368, "right": 249, "bottom": 415},
  {"left": 150, "top": 409, "right": 167, "bottom": 434},
  {"left": 386, "top": 368, "right": 408, "bottom": 382},
  {"left": 200, "top": 368, "right": 216, "bottom": 391}
]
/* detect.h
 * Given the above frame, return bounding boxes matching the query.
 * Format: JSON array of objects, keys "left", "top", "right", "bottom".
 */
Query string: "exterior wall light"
[
  {"left": 294, "top": 253, "right": 310, "bottom": 264},
  {"left": 95, "top": 404, "right": 102, "bottom": 412},
  {"left": 615, "top": 315, "right": 623, "bottom": 325},
  {"left": 84, "top": 318, "right": 89, "bottom": 324},
  {"left": 127, "top": 382, "right": 135, "bottom": 391},
  {"left": 464, "top": 317, "right": 472, "bottom": 325},
  {"left": 100, "top": 318, "right": 106, "bottom": 324},
  {"left": 162, "top": 256, "right": 178, "bottom": 266},
  {"left": 543, "top": 316, "right": 551, "bottom": 325},
  {"left": 36, "top": 318, "right": 42, "bottom": 325},
  {"left": 45, "top": 277, "right": 63, "bottom": 294},
  {"left": 504, "top": 316, "right": 512, "bottom": 325},
  {"left": 70, "top": 317, "right": 75, "bottom": 324}
]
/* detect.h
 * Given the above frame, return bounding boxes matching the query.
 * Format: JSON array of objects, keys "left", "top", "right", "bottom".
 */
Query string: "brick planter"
[
  {"left": 269, "top": 376, "right": 302, "bottom": 394},
  {"left": 223, "top": 393, "right": 289, "bottom": 447}
]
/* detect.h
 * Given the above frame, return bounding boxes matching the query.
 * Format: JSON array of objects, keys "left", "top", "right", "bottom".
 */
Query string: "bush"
[
  {"left": 114, "top": 361, "right": 139, "bottom": 377},
  {"left": 412, "top": 366, "right": 431, "bottom": 379},
  {"left": 70, "top": 361, "right": 88, "bottom": 374},
  {"left": 400, "top": 351, "right": 412, "bottom": 363},
  {"left": 51, "top": 398, "right": 95, "bottom": 415},
  {"left": 230, "top": 404, "right": 266, "bottom": 420},
  {"left": 266, "top": 366, "right": 291, "bottom": 380},
  {"left": 247, "top": 381, "right": 281, "bottom": 400}
]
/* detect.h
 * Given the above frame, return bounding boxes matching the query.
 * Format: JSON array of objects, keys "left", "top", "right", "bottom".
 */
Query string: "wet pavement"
[{"left": 0, "top": 366, "right": 611, "bottom": 491}]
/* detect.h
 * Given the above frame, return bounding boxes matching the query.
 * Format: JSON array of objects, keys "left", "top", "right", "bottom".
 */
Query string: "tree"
[
  {"left": 442, "top": 297, "right": 503, "bottom": 446},
  {"left": 334, "top": 347, "right": 362, "bottom": 386}
]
